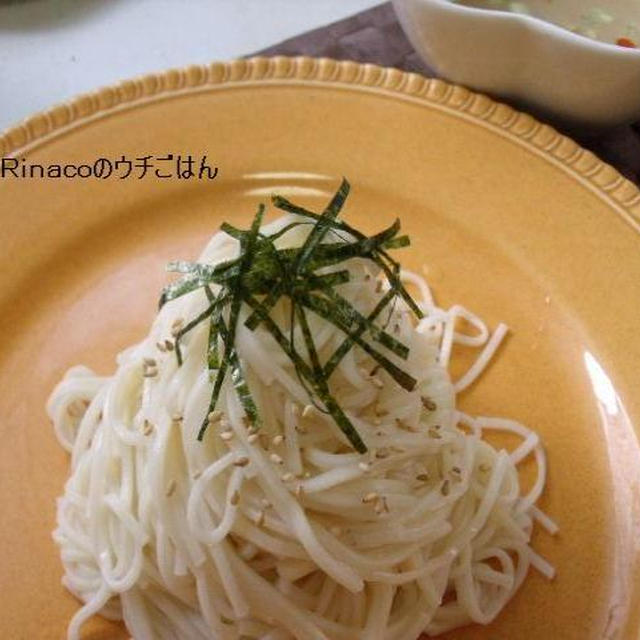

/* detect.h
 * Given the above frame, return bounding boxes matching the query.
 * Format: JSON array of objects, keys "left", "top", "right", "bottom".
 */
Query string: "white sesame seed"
[
  {"left": 220, "top": 430, "right": 234, "bottom": 441},
  {"left": 233, "top": 457, "right": 250, "bottom": 467},
  {"left": 143, "top": 357, "right": 157, "bottom": 367},
  {"left": 230, "top": 491, "right": 240, "bottom": 506},
  {"left": 165, "top": 480, "right": 177, "bottom": 497},
  {"left": 374, "top": 496, "right": 389, "bottom": 514},
  {"left": 192, "top": 470, "right": 203, "bottom": 480},
  {"left": 372, "top": 417, "right": 382, "bottom": 426},
  {"left": 171, "top": 413, "right": 183, "bottom": 422},
  {"left": 143, "top": 368, "right": 158, "bottom": 378},
  {"left": 281, "top": 472, "right": 294, "bottom": 482},
  {"left": 358, "top": 462, "right": 371, "bottom": 472},
  {"left": 247, "top": 433, "right": 259, "bottom": 444},
  {"left": 295, "top": 484, "right": 304, "bottom": 497},
  {"left": 156, "top": 341, "right": 167, "bottom": 353},
  {"left": 272, "top": 434, "right": 285, "bottom": 446},
  {"left": 142, "top": 420, "right": 154, "bottom": 436},
  {"left": 164, "top": 339, "right": 174, "bottom": 351},
  {"left": 375, "top": 448, "right": 390, "bottom": 459},
  {"left": 371, "top": 376, "right": 384, "bottom": 389},
  {"left": 362, "top": 492, "right": 379, "bottom": 504},
  {"left": 260, "top": 498, "right": 272, "bottom": 509},
  {"left": 208, "top": 410, "right": 221, "bottom": 422},
  {"left": 302, "top": 405, "right": 314, "bottom": 418},
  {"left": 269, "top": 453, "right": 284, "bottom": 465}
]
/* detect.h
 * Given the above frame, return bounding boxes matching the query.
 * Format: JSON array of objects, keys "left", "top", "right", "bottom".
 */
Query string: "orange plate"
[{"left": 1, "top": 57, "right": 639, "bottom": 640}]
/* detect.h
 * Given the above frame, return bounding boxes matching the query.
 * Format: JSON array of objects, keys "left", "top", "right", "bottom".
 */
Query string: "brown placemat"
[{"left": 258, "top": 2, "right": 640, "bottom": 187}]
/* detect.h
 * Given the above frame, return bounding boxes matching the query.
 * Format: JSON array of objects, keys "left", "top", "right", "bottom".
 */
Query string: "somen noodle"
[{"left": 48, "top": 187, "right": 555, "bottom": 640}]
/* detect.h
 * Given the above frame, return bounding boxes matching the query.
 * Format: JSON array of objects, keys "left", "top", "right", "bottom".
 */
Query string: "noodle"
[{"left": 48, "top": 211, "right": 556, "bottom": 640}]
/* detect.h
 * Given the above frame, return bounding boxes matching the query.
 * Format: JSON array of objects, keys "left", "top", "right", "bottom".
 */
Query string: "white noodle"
[{"left": 49, "top": 213, "right": 556, "bottom": 640}]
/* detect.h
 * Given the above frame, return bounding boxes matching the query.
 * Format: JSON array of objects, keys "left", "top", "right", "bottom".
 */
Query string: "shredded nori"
[{"left": 159, "top": 178, "right": 422, "bottom": 453}]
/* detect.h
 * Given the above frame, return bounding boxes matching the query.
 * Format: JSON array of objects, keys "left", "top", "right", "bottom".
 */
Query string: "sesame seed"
[
  {"left": 272, "top": 434, "right": 284, "bottom": 446},
  {"left": 362, "top": 492, "right": 379, "bottom": 504},
  {"left": 390, "top": 446, "right": 405, "bottom": 454},
  {"left": 428, "top": 428, "right": 442, "bottom": 439},
  {"left": 421, "top": 397, "right": 437, "bottom": 411},
  {"left": 374, "top": 406, "right": 388, "bottom": 417},
  {"left": 230, "top": 491, "right": 240, "bottom": 506},
  {"left": 170, "top": 319, "right": 184, "bottom": 337},
  {"left": 371, "top": 376, "right": 384, "bottom": 389},
  {"left": 221, "top": 616, "right": 234, "bottom": 625},
  {"left": 270, "top": 453, "right": 284, "bottom": 465},
  {"left": 374, "top": 496, "right": 389, "bottom": 515},
  {"left": 416, "top": 473, "right": 430, "bottom": 482},
  {"left": 393, "top": 323, "right": 401, "bottom": 334},
  {"left": 302, "top": 405, "right": 314, "bottom": 418},
  {"left": 143, "top": 368, "right": 158, "bottom": 378},
  {"left": 375, "top": 448, "right": 390, "bottom": 459},
  {"left": 294, "top": 424, "right": 308, "bottom": 434},
  {"left": 358, "top": 367, "right": 371, "bottom": 378},
  {"left": 142, "top": 420, "right": 154, "bottom": 436},
  {"left": 165, "top": 480, "right": 177, "bottom": 497},
  {"left": 164, "top": 339, "right": 174, "bottom": 351},
  {"left": 372, "top": 417, "right": 382, "bottom": 426},
  {"left": 192, "top": 470, "right": 202, "bottom": 480},
  {"left": 295, "top": 484, "right": 304, "bottom": 497},
  {"left": 291, "top": 403, "right": 300, "bottom": 416},
  {"left": 358, "top": 462, "right": 371, "bottom": 472},
  {"left": 281, "top": 472, "right": 294, "bottom": 482},
  {"left": 375, "top": 281, "right": 383, "bottom": 293},
  {"left": 364, "top": 272, "right": 371, "bottom": 282},
  {"left": 220, "top": 430, "right": 234, "bottom": 441},
  {"left": 451, "top": 466, "right": 461, "bottom": 475},
  {"left": 143, "top": 357, "right": 157, "bottom": 367},
  {"left": 255, "top": 510, "right": 265, "bottom": 526},
  {"left": 247, "top": 433, "right": 259, "bottom": 444},
  {"left": 303, "top": 471, "right": 311, "bottom": 479},
  {"left": 171, "top": 413, "right": 183, "bottom": 422},
  {"left": 479, "top": 463, "right": 491, "bottom": 473},
  {"left": 370, "top": 365, "right": 381, "bottom": 377},
  {"left": 260, "top": 498, "right": 272, "bottom": 509},
  {"left": 233, "top": 457, "right": 250, "bottom": 468},
  {"left": 207, "top": 410, "right": 221, "bottom": 422},
  {"left": 156, "top": 341, "right": 167, "bottom": 353}
]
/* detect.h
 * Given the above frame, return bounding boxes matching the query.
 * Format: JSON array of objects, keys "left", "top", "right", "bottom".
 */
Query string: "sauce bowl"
[{"left": 392, "top": 0, "right": 640, "bottom": 127}]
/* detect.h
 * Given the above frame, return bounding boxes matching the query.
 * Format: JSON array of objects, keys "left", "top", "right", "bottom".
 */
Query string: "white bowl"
[{"left": 392, "top": 0, "right": 640, "bottom": 128}]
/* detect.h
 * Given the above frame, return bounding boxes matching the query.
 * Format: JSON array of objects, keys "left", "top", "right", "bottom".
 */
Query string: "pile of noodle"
[{"left": 48, "top": 213, "right": 556, "bottom": 640}]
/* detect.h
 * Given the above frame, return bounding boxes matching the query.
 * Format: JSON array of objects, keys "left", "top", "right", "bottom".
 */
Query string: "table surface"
[{"left": 0, "top": 0, "right": 379, "bottom": 131}]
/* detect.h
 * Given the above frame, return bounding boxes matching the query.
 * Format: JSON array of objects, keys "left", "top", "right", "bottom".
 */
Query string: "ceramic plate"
[{"left": 1, "top": 57, "right": 639, "bottom": 640}]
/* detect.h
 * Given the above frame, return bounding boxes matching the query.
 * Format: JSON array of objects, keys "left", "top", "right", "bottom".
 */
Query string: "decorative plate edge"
[{"left": 2, "top": 55, "right": 639, "bottom": 222}]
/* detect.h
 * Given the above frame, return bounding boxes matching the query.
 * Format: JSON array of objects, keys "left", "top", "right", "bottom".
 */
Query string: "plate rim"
[{"left": 1, "top": 55, "right": 640, "bottom": 231}]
